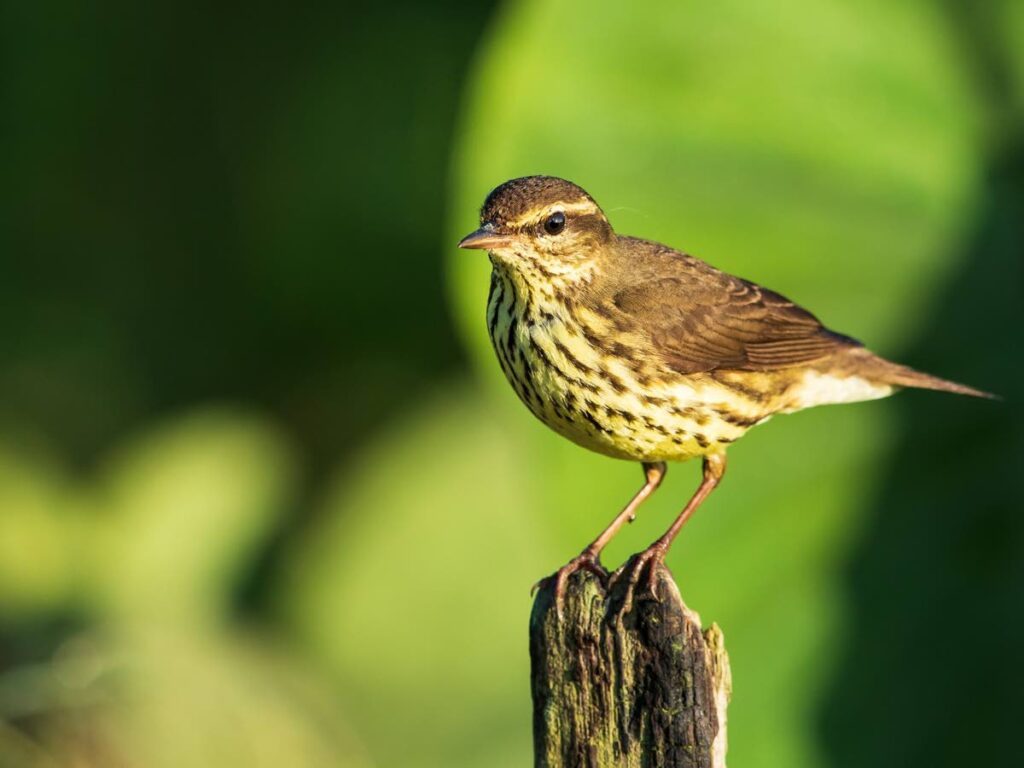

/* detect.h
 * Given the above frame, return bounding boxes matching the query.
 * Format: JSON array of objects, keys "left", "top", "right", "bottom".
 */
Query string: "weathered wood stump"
[{"left": 530, "top": 561, "right": 731, "bottom": 768}]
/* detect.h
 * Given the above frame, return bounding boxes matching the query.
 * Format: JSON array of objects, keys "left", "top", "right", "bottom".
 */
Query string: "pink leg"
[
  {"left": 614, "top": 453, "right": 726, "bottom": 615},
  {"left": 539, "top": 461, "right": 667, "bottom": 617}
]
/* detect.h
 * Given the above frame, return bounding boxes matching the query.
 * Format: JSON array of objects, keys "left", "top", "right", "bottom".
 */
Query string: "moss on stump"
[{"left": 530, "top": 562, "right": 731, "bottom": 768}]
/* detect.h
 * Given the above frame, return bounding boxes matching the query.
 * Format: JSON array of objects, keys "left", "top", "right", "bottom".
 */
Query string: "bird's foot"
[
  {"left": 532, "top": 549, "right": 608, "bottom": 620},
  {"left": 608, "top": 541, "right": 669, "bottom": 618}
]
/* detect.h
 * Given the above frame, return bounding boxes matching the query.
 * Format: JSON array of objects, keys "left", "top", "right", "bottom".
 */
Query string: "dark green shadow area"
[{"left": 0, "top": 0, "right": 495, "bottom": 475}]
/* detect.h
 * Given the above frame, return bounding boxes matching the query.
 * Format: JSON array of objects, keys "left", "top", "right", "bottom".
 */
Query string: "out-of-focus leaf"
[
  {"left": 996, "top": 0, "right": 1024, "bottom": 116},
  {"left": 278, "top": 385, "right": 558, "bottom": 768},
  {"left": 0, "top": 446, "right": 77, "bottom": 619},
  {"left": 445, "top": 1, "right": 983, "bottom": 766},
  {"left": 450, "top": 0, "right": 982, "bottom": 362},
  {"left": 0, "top": 722, "right": 56, "bottom": 768},
  {"left": 10, "top": 627, "right": 372, "bottom": 768},
  {"left": 87, "top": 409, "right": 296, "bottom": 625}
]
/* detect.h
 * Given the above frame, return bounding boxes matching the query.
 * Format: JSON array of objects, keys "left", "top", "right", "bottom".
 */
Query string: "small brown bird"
[{"left": 459, "top": 176, "right": 990, "bottom": 609}]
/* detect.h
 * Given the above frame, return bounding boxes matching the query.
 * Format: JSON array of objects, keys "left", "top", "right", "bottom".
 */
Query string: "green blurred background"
[{"left": 1, "top": 1, "right": 1021, "bottom": 766}]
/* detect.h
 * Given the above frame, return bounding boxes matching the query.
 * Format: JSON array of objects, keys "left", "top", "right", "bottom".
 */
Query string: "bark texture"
[{"left": 530, "top": 562, "right": 731, "bottom": 768}]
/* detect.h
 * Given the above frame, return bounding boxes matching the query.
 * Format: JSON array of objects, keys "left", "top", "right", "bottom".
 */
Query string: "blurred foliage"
[
  {"left": 0, "top": 626, "right": 372, "bottom": 768},
  {"left": 0, "top": 0, "right": 489, "bottom": 472},
  {"left": 0, "top": 412, "right": 294, "bottom": 625},
  {"left": 0, "top": 1, "right": 1021, "bottom": 767},
  {"left": 443, "top": 0, "right": 1018, "bottom": 766},
  {"left": 280, "top": 387, "right": 557, "bottom": 766}
]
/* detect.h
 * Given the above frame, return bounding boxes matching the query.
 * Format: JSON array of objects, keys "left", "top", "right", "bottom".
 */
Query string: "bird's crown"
[{"left": 480, "top": 176, "right": 603, "bottom": 228}]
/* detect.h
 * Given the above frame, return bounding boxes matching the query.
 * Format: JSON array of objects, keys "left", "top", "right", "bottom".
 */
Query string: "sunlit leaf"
[
  {"left": 0, "top": 445, "right": 77, "bottom": 619},
  {"left": 278, "top": 386, "right": 559, "bottom": 768},
  {"left": 445, "top": 1, "right": 982, "bottom": 765},
  {"left": 87, "top": 409, "right": 296, "bottom": 625}
]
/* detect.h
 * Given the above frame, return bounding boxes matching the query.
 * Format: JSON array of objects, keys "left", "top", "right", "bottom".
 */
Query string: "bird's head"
[{"left": 459, "top": 176, "right": 613, "bottom": 283}]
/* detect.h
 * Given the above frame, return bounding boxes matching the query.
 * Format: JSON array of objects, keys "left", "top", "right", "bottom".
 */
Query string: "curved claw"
[
  {"left": 533, "top": 550, "right": 608, "bottom": 620},
  {"left": 609, "top": 544, "right": 669, "bottom": 619}
]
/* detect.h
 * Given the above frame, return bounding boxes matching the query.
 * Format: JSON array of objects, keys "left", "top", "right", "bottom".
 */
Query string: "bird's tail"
[{"left": 865, "top": 354, "right": 996, "bottom": 399}]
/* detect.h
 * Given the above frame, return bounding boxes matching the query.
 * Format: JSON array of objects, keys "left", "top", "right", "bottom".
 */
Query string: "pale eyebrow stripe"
[{"left": 507, "top": 200, "right": 601, "bottom": 227}]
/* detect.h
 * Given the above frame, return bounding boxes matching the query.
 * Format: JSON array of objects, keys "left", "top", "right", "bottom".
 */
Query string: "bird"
[{"left": 458, "top": 175, "right": 992, "bottom": 612}]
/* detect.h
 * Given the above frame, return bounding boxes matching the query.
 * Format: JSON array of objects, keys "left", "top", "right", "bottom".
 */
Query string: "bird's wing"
[{"left": 610, "top": 245, "right": 861, "bottom": 375}]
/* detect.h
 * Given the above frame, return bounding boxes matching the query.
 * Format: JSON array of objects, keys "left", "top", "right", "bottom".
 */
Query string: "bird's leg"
[
  {"left": 613, "top": 453, "right": 726, "bottom": 616},
  {"left": 536, "top": 461, "right": 666, "bottom": 618}
]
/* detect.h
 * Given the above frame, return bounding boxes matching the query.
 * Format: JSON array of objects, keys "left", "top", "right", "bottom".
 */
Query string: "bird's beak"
[{"left": 458, "top": 225, "right": 513, "bottom": 250}]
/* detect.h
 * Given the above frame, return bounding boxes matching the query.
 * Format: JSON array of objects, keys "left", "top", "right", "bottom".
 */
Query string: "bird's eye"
[{"left": 543, "top": 211, "right": 566, "bottom": 235}]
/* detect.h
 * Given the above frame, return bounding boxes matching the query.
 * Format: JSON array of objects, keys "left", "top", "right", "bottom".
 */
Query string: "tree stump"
[{"left": 530, "top": 561, "right": 731, "bottom": 768}]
